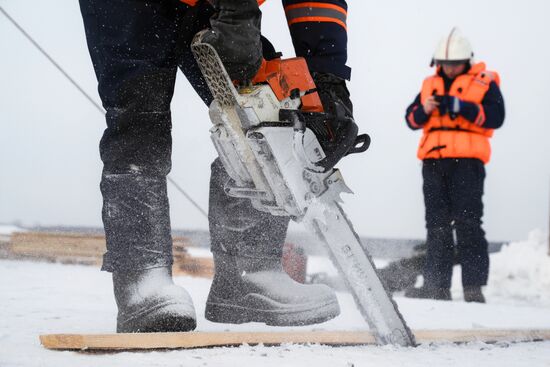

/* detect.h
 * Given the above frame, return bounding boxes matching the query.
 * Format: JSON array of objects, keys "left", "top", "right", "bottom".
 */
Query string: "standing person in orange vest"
[
  {"left": 404, "top": 28, "right": 505, "bottom": 303},
  {"left": 78, "top": 0, "right": 352, "bottom": 332}
]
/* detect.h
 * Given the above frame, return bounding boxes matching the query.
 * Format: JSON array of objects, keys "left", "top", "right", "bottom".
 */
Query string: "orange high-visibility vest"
[{"left": 417, "top": 62, "right": 500, "bottom": 164}]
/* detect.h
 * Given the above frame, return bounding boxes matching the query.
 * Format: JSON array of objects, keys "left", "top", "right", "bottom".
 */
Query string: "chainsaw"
[{"left": 191, "top": 36, "right": 415, "bottom": 347}]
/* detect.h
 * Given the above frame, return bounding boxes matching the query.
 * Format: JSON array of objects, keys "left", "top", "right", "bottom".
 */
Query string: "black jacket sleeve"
[
  {"left": 282, "top": 0, "right": 350, "bottom": 80},
  {"left": 460, "top": 81, "right": 505, "bottom": 129},
  {"left": 405, "top": 93, "right": 429, "bottom": 130}
]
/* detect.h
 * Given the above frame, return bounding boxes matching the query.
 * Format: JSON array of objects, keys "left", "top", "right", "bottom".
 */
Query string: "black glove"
[
  {"left": 313, "top": 72, "right": 353, "bottom": 116},
  {"left": 434, "top": 95, "right": 448, "bottom": 116},
  {"left": 435, "top": 95, "right": 478, "bottom": 121},
  {"left": 306, "top": 72, "right": 360, "bottom": 172},
  {"left": 449, "top": 96, "right": 481, "bottom": 123},
  {"left": 198, "top": 0, "right": 263, "bottom": 81}
]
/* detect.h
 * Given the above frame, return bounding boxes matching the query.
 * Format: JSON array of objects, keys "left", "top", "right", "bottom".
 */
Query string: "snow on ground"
[
  {"left": 482, "top": 230, "right": 550, "bottom": 307},
  {"left": 1, "top": 230, "right": 549, "bottom": 366}
]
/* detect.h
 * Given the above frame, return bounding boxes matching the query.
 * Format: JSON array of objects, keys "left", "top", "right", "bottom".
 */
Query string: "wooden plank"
[
  {"left": 40, "top": 331, "right": 375, "bottom": 350},
  {"left": 415, "top": 329, "right": 550, "bottom": 343},
  {"left": 40, "top": 329, "right": 550, "bottom": 350}
]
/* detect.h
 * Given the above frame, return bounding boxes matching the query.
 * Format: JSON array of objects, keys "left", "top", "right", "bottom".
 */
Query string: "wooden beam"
[{"left": 40, "top": 329, "right": 550, "bottom": 350}]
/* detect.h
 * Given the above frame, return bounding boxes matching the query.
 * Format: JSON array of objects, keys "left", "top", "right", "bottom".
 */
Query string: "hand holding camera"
[
  {"left": 426, "top": 95, "right": 462, "bottom": 119},
  {"left": 423, "top": 95, "right": 440, "bottom": 115}
]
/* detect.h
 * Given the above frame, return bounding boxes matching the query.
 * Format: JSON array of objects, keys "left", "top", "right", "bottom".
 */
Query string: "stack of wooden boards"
[{"left": 0, "top": 231, "right": 214, "bottom": 278}]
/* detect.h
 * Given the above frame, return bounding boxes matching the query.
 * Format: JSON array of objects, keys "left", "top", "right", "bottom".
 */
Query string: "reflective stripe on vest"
[
  {"left": 284, "top": 2, "right": 347, "bottom": 30},
  {"left": 417, "top": 62, "right": 500, "bottom": 164}
]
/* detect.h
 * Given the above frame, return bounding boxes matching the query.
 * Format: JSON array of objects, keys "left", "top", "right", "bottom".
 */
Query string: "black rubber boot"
[
  {"left": 463, "top": 286, "right": 486, "bottom": 303},
  {"left": 205, "top": 252, "right": 340, "bottom": 326},
  {"left": 114, "top": 267, "right": 196, "bottom": 333},
  {"left": 404, "top": 286, "right": 452, "bottom": 301}
]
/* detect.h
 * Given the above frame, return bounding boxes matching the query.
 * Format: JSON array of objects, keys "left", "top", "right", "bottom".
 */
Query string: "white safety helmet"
[{"left": 432, "top": 27, "right": 474, "bottom": 66}]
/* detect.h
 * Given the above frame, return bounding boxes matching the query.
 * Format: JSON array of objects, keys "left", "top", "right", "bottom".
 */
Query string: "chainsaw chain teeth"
[{"left": 191, "top": 42, "right": 239, "bottom": 107}]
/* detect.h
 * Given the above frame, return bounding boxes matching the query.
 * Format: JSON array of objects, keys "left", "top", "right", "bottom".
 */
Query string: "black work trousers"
[
  {"left": 422, "top": 158, "right": 489, "bottom": 288},
  {"left": 79, "top": 0, "right": 289, "bottom": 272}
]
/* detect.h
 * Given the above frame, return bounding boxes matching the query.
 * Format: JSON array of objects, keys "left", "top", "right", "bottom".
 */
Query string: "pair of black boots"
[{"left": 114, "top": 252, "right": 340, "bottom": 333}]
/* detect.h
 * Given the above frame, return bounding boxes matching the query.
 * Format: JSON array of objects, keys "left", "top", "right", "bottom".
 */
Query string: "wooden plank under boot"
[{"left": 40, "top": 329, "right": 550, "bottom": 350}]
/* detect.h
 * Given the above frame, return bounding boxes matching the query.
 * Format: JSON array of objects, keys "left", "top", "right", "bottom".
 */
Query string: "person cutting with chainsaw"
[
  {"left": 404, "top": 28, "right": 505, "bottom": 303},
  {"left": 78, "top": 0, "right": 357, "bottom": 332}
]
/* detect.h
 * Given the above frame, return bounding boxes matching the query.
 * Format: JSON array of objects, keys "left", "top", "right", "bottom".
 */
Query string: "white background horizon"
[{"left": 0, "top": 0, "right": 549, "bottom": 241}]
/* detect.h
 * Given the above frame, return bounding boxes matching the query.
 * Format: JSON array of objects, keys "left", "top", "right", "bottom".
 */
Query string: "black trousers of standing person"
[
  {"left": 422, "top": 158, "right": 489, "bottom": 289},
  {"left": 78, "top": 0, "right": 289, "bottom": 272}
]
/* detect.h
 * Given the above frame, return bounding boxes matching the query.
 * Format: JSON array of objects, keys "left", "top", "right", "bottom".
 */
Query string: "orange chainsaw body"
[{"left": 251, "top": 58, "right": 324, "bottom": 113}]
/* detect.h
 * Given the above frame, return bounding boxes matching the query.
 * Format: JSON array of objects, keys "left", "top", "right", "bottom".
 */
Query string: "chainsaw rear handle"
[
  {"left": 281, "top": 109, "right": 370, "bottom": 171},
  {"left": 347, "top": 134, "right": 371, "bottom": 155}
]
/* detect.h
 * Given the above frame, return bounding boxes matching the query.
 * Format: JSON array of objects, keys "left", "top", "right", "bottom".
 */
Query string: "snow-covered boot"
[
  {"left": 114, "top": 267, "right": 196, "bottom": 333},
  {"left": 205, "top": 252, "right": 340, "bottom": 326},
  {"left": 463, "top": 286, "right": 485, "bottom": 303}
]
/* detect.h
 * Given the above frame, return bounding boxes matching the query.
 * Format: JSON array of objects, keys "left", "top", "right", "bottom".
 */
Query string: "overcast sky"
[{"left": 0, "top": 0, "right": 549, "bottom": 241}]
